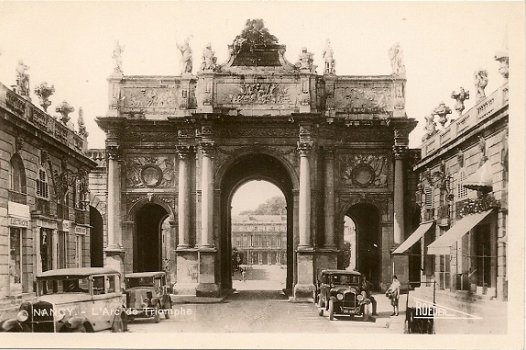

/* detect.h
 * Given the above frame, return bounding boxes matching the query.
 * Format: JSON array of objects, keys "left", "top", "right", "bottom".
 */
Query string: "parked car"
[
  {"left": 123, "top": 272, "right": 172, "bottom": 323},
  {"left": 0, "top": 267, "right": 127, "bottom": 332},
  {"left": 315, "top": 269, "right": 370, "bottom": 321}
]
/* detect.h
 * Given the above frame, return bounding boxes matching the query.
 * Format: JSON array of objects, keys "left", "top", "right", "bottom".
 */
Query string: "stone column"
[
  {"left": 176, "top": 145, "right": 192, "bottom": 248},
  {"left": 196, "top": 141, "right": 219, "bottom": 297},
  {"left": 174, "top": 145, "right": 199, "bottom": 296},
  {"left": 298, "top": 141, "right": 313, "bottom": 249},
  {"left": 105, "top": 145, "right": 124, "bottom": 274},
  {"left": 323, "top": 148, "right": 336, "bottom": 249},
  {"left": 294, "top": 139, "right": 316, "bottom": 301},
  {"left": 393, "top": 145, "right": 407, "bottom": 245},
  {"left": 392, "top": 142, "right": 409, "bottom": 286},
  {"left": 316, "top": 148, "right": 339, "bottom": 273},
  {"left": 199, "top": 142, "right": 215, "bottom": 248}
]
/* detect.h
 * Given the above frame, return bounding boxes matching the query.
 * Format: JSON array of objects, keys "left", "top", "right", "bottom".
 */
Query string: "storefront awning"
[
  {"left": 427, "top": 210, "right": 493, "bottom": 255},
  {"left": 463, "top": 161, "right": 493, "bottom": 191},
  {"left": 392, "top": 222, "right": 434, "bottom": 255}
]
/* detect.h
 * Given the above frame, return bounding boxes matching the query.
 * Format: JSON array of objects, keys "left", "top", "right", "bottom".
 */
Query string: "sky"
[{"left": 0, "top": 1, "right": 521, "bottom": 209}]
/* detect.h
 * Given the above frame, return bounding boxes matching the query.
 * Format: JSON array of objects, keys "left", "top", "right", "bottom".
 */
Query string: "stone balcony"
[
  {"left": 420, "top": 82, "right": 509, "bottom": 159},
  {"left": 0, "top": 82, "right": 88, "bottom": 154},
  {"left": 86, "top": 149, "right": 107, "bottom": 168}
]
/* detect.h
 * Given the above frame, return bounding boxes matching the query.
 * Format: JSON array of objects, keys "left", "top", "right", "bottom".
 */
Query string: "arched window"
[
  {"left": 9, "top": 154, "right": 26, "bottom": 194},
  {"left": 36, "top": 167, "right": 49, "bottom": 199}
]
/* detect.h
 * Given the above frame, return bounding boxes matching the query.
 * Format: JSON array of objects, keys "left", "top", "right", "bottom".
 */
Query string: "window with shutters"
[
  {"left": 424, "top": 186, "right": 433, "bottom": 208},
  {"left": 455, "top": 169, "right": 468, "bottom": 201},
  {"left": 36, "top": 168, "right": 49, "bottom": 199}
]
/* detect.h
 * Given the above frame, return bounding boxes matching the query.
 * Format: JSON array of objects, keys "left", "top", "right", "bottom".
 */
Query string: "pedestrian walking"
[
  {"left": 239, "top": 267, "right": 244, "bottom": 281},
  {"left": 386, "top": 275, "right": 401, "bottom": 316}
]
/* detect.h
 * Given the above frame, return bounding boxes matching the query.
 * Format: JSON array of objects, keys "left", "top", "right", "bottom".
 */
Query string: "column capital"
[
  {"left": 199, "top": 141, "right": 216, "bottom": 158},
  {"left": 175, "top": 145, "right": 194, "bottom": 160},
  {"left": 393, "top": 144, "right": 408, "bottom": 159},
  {"left": 297, "top": 141, "right": 314, "bottom": 157},
  {"left": 106, "top": 145, "right": 120, "bottom": 160}
]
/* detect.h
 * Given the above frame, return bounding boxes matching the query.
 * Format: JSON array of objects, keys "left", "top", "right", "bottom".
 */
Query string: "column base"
[
  {"left": 392, "top": 254, "right": 409, "bottom": 292},
  {"left": 196, "top": 283, "right": 220, "bottom": 297},
  {"left": 292, "top": 283, "right": 315, "bottom": 302},
  {"left": 104, "top": 247, "right": 125, "bottom": 277},
  {"left": 175, "top": 248, "right": 199, "bottom": 294},
  {"left": 293, "top": 248, "right": 316, "bottom": 302},
  {"left": 173, "top": 283, "right": 199, "bottom": 296},
  {"left": 315, "top": 248, "right": 339, "bottom": 272}
]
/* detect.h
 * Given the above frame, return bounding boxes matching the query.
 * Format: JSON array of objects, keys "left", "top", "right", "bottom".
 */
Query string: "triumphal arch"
[{"left": 95, "top": 20, "right": 417, "bottom": 299}]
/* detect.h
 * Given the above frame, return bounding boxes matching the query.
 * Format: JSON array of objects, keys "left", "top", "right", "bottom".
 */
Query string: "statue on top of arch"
[
  {"left": 201, "top": 42, "right": 217, "bottom": 71},
  {"left": 15, "top": 60, "right": 30, "bottom": 98},
  {"left": 388, "top": 42, "right": 406, "bottom": 76},
  {"left": 177, "top": 36, "right": 193, "bottom": 74},
  {"left": 322, "top": 39, "right": 335, "bottom": 75},
  {"left": 231, "top": 19, "right": 279, "bottom": 55}
]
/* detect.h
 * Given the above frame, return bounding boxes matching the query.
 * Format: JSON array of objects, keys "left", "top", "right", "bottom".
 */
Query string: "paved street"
[
  {"left": 127, "top": 289, "right": 404, "bottom": 333},
  {"left": 127, "top": 265, "right": 405, "bottom": 333}
]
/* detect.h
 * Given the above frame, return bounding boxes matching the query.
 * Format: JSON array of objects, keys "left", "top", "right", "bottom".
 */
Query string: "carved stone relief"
[
  {"left": 221, "top": 127, "right": 297, "bottom": 138},
  {"left": 124, "top": 156, "right": 175, "bottom": 188},
  {"left": 339, "top": 154, "right": 389, "bottom": 187},
  {"left": 121, "top": 87, "right": 178, "bottom": 113},
  {"left": 229, "top": 83, "right": 290, "bottom": 104},
  {"left": 334, "top": 85, "right": 394, "bottom": 114}
]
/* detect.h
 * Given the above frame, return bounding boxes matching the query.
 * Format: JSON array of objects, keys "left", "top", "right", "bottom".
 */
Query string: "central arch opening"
[
  {"left": 133, "top": 203, "right": 168, "bottom": 272},
  {"left": 345, "top": 203, "right": 381, "bottom": 289},
  {"left": 231, "top": 181, "right": 287, "bottom": 291},
  {"left": 220, "top": 153, "right": 294, "bottom": 296}
]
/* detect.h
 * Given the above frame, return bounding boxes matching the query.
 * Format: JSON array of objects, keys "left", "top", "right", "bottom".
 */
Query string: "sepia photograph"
[{"left": 0, "top": 1, "right": 524, "bottom": 349}]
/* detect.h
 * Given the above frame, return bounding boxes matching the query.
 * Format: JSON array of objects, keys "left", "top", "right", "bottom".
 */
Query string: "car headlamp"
[
  {"left": 16, "top": 309, "right": 29, "bottom": 322},
  {"left": 336, "top": 293, "right": 344, "bottom": 301},
  {"left": 357, "top": 294, "right": 364, "bottom": 301}
]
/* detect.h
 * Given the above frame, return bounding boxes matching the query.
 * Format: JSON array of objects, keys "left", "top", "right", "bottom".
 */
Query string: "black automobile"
[{"left": 315, "top": 269, "right": 370, "bottom": 321}]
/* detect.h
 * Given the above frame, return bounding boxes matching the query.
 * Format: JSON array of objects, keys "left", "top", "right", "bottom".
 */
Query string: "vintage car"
[
  {"left": 315, "top": 269, "right": 370, "bottom": 321},
  {"left": 123, "top": 272, "right": 172, "bottom": 323},
  {"left": 0, "top": 267, "right": 127, "bottom": 332}
]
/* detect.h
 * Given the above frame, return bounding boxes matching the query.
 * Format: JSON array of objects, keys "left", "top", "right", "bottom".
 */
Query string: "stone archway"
[
  {"left": 345, "top": 203, "right": 381, "bottom": 288},
  {"left": 218, "top": 153, "right": 295, "bottom": 292},
  {"left": 133, "top": 203, "right": 169, "bottom": 272}
]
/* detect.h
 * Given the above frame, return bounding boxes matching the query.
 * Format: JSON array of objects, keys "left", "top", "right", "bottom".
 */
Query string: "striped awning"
[
  {"left": 427, "top": 210, "right": 493, "bottom": 255},
  {"left": 392, "top": 222, "right": 434, "bottom": 255}
]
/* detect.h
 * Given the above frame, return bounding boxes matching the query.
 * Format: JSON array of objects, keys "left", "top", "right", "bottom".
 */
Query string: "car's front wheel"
[{"left": 328, "top": 300, "right": 335, "bottom": 321}]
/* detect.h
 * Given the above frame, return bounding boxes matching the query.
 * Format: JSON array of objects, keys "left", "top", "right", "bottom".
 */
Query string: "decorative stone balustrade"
[
  {"left": 421, "top": 82, "right": 508, "bottom": 159},
  {"left": 0, "top": 82, "right": 89, "bottom": 154}
]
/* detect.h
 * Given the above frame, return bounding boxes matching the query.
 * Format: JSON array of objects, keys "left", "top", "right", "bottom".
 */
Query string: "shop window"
[
  {"left": 75, "top": 235, "right": 84, "bottom": 268},
  {"left": 473, "top": 224, "right": 492, "bottom": 289},
  {"left": 40, "top": 228, "right": 53, "bottom": 272},
  {"left": 58, "top": 231, "right": 67, "bottom": 268},
  {"left": 36, "top": 168, "right": 49, "bottom": 199},
  {"left": 9, "top": 228, "right": 23, "bottom": 294},
  {"left": 9, "top": 154, "right": 26, "bottom": 194}
]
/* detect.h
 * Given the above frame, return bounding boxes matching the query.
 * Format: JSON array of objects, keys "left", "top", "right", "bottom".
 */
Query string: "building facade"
[
  {"left": 232, "top": 215, "right": 287, "bottom": 266},
  {"left": 93, "top": 19, "right": 418, "bottom": 299},
  {"left": 0, "top": 75, "right": 96, "bottom": 300},
  {"left": 394, "top": 52, "right": 509, "bottom": 302}
]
